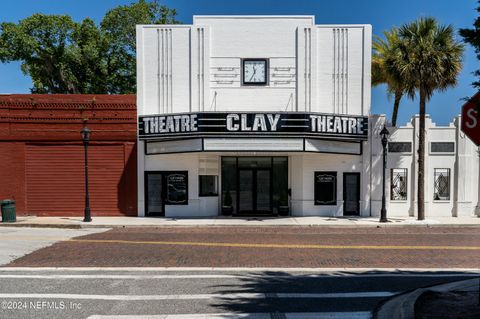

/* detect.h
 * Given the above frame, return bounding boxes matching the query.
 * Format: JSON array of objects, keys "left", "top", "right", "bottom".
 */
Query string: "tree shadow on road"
[{"left": 208, "top": 270, "right": 479, "bottom": 314}]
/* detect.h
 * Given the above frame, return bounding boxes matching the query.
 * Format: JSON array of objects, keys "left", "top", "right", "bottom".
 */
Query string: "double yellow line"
[
  {"left": 67, "top": 238, "right": 480, "bottom": 251},
  {"left": 3, "top": 236, "right": 480, "bottom": 250}
]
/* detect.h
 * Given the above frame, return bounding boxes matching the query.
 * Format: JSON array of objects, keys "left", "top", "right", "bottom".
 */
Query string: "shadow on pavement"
[{"left": 207, "top": 270, "right": 479, "bottom": 315}]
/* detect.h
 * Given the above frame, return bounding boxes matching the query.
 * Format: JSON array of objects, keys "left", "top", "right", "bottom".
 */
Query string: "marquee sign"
[{"left": 138, "top": 112, "right": 368, "bottom": 140}]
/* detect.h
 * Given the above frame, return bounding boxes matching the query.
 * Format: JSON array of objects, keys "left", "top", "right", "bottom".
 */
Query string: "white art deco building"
[{"left": 136, "top": 15, "right": 480, "bottom": 218}]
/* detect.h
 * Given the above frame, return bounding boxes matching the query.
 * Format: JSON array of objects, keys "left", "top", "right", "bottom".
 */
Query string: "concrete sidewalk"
[{"left": 1, "top": 215, "right": 479, "bottom": 228}]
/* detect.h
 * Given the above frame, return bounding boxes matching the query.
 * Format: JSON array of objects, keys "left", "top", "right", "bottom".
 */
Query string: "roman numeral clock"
[{"left": 242, "top": 59, "right": 268, "bottom": 85}]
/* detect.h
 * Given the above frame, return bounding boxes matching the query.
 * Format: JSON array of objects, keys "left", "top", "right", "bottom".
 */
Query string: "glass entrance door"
[
  {"left": 146, "top": 172, "right": 164, "bottom": 216},
  {"left": 238, "top": 168, "right": 272, "bottom": 215},
  {"left": 256, "top": 169, "right": 271, "bottom": 212},
  {"left": 239, "top": 169, "right": 254, "bottom": 212},
  {"left": 343, "top": 173, "right": 360, "bottom": 216},
  {"left": 221, "top": 157, "right": 287, "bottom": 216}
]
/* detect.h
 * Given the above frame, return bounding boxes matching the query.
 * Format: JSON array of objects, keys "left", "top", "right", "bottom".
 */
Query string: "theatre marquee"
[{"left": 139, "top": 112, "right": 368, "bottom": 140}]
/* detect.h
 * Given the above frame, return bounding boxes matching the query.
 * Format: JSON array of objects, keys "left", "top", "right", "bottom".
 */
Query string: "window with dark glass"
[
  {"left": 391, "top": 168, "right": 407, "bottom": 200},
  {"left": 199, "top": 175, "right": 218, "bottom": 196},
  {"left": 434, "top": 168, "right": 450, "bottom": 200},
  {"left": 388, "top": 142, "right": 412, "bottom": 153},
  {"left": 431, "top": 142, "right": 455, "bottom": 153}
]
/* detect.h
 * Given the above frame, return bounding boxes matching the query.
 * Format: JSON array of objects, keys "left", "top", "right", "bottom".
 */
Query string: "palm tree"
[
  {"left": 372, "top": 29, "right": 407, "bottom": 126},
  {"left": 395, "top": 17, "right": 464, "bottom": 220}
]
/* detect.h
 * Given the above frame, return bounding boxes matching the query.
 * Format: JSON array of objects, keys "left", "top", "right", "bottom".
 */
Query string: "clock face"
[{"left": 243, "top": 60, "right": 267, "bottom": 85}]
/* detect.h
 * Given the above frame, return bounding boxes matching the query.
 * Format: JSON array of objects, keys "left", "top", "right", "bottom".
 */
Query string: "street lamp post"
[
  {"left": 81, "top": 127, "right": 92, "bottom": 222},
  {"left": 380, "top": 125, "right": 390, "bottom": 223}
]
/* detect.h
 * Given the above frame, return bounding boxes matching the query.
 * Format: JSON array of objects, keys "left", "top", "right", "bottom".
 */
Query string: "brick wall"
[{"left": 0, "top": 94, "right": 138, "bottom": 216}]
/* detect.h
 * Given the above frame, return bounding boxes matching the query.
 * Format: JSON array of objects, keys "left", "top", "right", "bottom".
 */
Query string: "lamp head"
[
  {"left": 380, "top": 125, "right": 389, "bottom": 147},
  {"left": 380, "top": 125, "right": 390, "bottom": 138},
  {"left": 81, "top": 127, "right": 91, "bottom": 143}
]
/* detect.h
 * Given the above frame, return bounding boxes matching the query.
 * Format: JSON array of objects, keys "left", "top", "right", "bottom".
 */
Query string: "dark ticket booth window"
[
  {"left": 199, "top": 175, "right": 218, "bottom": 196},
  {"left": 165, "top": 172, "right": 188, "bottom": 205},
  {"left": 314, "top": 172, "right": 337, "bottom": 205}
]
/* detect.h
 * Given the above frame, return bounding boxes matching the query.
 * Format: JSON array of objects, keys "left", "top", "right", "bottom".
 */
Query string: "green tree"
[
  {"left": 459, "top": 0, "right": 480, "bottom": 89},
  {"left": 395, "top": 17, "right": 464, "bottom": 220},
  {"left": 0, "top": 0, "right": 179, "bottom": 94},
  {"left": 0, "top": 14, "right": 81, "bottom": 93},
  {"left": 100, "top": 0, "right": 179, "bottom": 93},
  {"left": 372, "top": 29, "right": 408, "bottom": 126}
]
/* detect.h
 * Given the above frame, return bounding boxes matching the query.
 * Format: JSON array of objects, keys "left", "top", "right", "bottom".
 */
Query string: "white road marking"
[
  {"left": 0, "top": 274, "right": 238, "bottom": 280},
  {"left": 87, "top": 312, "right": 372, "bottom": 319},
  {"left": 0, "top": 292, "right": 396, "bottom": 300},
  {"left": 1, "top": 267, "right": 479, "bottom": 273}
]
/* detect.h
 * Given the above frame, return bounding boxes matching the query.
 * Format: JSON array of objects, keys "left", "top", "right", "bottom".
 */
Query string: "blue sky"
[{"left": 0, "top": 0, "right": 478, "bottom": 125}]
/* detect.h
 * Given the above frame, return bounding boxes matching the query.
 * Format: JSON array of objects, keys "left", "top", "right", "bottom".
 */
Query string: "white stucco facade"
[
  {"left": 370, "top": 114, "right": 480, "bottom": 218},
  {"left": 136, "top": 15, "right": 479, "bottom": 219}
]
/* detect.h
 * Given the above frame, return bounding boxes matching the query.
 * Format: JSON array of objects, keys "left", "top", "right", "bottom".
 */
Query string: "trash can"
[{"left": 1, "top": 199, "right": 16, "bottom": 222}]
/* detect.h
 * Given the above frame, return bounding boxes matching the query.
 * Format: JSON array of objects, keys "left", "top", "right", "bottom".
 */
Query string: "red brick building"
[{"left": 0, "top": 94, "right": 137, "bottom": 216}]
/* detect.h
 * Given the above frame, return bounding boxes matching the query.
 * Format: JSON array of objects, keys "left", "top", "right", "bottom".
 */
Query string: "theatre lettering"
[{"left": 139, "top": 112, "right": 368, "bottom": 139}]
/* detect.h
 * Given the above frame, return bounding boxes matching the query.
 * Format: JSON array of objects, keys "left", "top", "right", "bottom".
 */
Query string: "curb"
[
  {"left": 1, "top": 222, "right": 480, "bottom": 229},
  {"left": 374, "top": 278, "right": 480, "bottom": 319},
  {"left": 0, "top": 223, "right": 83, "bottom": 229}
]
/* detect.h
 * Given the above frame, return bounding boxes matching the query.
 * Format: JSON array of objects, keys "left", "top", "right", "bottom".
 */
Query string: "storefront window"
[
  {"left": 391, "top": 168, "right": 407, "bottom": 200},
  {"left": 434, "top": 168, "right": 450, "bottom": 200},
  {"left": 199, "top": 175, "right": 218, "bottom": 196}
]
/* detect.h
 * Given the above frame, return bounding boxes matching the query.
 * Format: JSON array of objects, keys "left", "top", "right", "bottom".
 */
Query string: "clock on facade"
[{"left": 242, "top": 59, "right": 268, "bottom": 85}]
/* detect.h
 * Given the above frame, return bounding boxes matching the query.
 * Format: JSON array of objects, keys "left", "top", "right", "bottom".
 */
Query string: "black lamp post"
[
  {"left": 81, "top": 127, "right": 92, "bottom": 222},
  {"left": 380, "top": 125, "right": 390, "bottom": 223}
]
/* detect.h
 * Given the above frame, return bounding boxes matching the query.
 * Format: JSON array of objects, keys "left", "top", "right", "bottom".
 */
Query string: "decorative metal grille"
[
  {"left": 431, "top": 142, "right": 455, "bottom": 153},
  {"left": 388, "top": 142, "right": 412, "bottom": 153},
  {"left": 434, "top": 168, "right": 450, "bottom": 200},
  {"left": 391, "top": 168, "right": 407, "bottom": 200}
]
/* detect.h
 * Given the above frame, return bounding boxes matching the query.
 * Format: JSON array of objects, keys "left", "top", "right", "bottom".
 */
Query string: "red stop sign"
[{"left": 461, "top": 92, "right": 480, "bottom": 145}]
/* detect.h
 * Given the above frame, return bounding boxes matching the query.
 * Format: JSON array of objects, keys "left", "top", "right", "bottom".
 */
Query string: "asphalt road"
[{"left": 0, "top": 269, "right": 478, "bottom": 319}]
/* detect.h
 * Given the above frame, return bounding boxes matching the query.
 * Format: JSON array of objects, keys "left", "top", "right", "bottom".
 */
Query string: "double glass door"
[
  {"left": 222, "top": 157, "right": 288, "bottom": 216},
  {"left": 238, "top": 169, "right": 272, "bottom": 214}
]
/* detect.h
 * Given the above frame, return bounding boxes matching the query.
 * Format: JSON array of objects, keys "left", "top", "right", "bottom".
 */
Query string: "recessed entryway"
[{"left": 221, "top": 157, "right": 288, "bottom": 216}]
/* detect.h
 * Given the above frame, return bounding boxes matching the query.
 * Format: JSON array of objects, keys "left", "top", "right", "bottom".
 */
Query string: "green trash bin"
[{"left": 1, "top": 199, "right": 16, "bottom": 222}]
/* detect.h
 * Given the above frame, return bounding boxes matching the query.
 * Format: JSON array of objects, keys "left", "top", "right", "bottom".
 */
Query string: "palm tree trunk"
[
  {"left": 417, "top": 87, "right": 426, "bottom": 220},
  {"left": 391, "top": 91, "right": 402, "bottom": 127}
]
